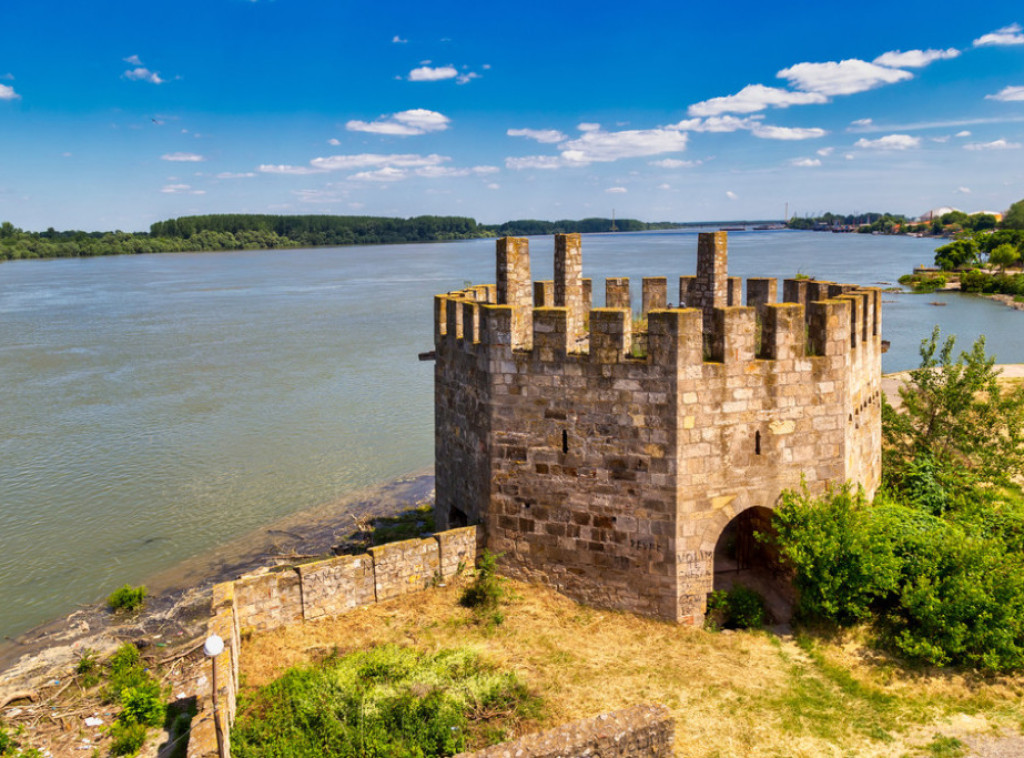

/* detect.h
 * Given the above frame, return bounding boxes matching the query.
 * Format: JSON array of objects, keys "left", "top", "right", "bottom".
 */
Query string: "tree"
[
  {"left": 882, "top": 327, "right": 1024, "bottom": 500},
  {"left": 933, "top": 238, "right": 980, "bottom": 270},
  {"left": 1005, "top": 198, "right": 1024, "bottom": 230},
  {"left": 989, "top": 243, "right": 1020, "bottom": 274}
]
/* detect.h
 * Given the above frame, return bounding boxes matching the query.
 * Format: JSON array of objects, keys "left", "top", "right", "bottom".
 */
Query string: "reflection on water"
[{"left": 1, "top": 231, "right": 1022, "bottom": 639}]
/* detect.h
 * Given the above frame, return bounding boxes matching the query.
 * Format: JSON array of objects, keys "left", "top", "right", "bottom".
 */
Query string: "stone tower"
[{"left": 433, "top": 232, "right": 882, "bottom": 624}]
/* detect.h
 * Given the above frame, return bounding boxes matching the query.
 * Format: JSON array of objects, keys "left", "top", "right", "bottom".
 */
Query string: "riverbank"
[{"left": 0, "top": 469, "right": 433, "bottom": 684}]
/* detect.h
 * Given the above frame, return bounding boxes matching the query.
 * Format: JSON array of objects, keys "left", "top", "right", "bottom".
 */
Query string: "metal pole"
[{"left": 212, "top": 655, "right": 226, "bottom": 758}]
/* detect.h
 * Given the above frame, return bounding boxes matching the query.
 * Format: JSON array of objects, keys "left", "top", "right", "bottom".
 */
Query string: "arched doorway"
[{"left": 711, "top": 506, "right": 793, "bottom": 624}]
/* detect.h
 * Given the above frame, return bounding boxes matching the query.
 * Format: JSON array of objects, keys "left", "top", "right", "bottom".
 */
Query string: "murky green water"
[{"left": 2, "top": 230, "right": 1022, "bottom": 639}]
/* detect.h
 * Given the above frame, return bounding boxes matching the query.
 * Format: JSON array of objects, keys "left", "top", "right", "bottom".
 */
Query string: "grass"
[
  {"left": 232, "top": 645, "right": 539, "bottom": 757},
  {"left": 241, "top": 578, "right": 1024, "bottom": 758}
]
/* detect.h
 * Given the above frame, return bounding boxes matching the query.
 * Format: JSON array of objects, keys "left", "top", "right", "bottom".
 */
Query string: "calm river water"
[{"left": 2, "top": 229, "right": 1022, "bottom": 640}]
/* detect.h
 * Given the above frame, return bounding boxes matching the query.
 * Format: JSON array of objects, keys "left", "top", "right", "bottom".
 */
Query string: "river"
[{"left": 1, "top": 229, "right": 1022, "bottom": 641}]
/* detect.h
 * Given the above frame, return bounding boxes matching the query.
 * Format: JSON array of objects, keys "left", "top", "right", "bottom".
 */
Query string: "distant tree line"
[
  {"left": 483, "top": 218, "right": 678, "bottom": 236},
  {"left": 786, "top": 212, "right": 909, "bottom": 230},
  {"left": 0, "top": 214, "right": 681, "bottom": 262}
]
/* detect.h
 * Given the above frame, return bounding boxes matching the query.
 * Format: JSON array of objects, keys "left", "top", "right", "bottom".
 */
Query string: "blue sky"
[{"left": 2, "top": 0, "right": 1023, "bottom": 231}]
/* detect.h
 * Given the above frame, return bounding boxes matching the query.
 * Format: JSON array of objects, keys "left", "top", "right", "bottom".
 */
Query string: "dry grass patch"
[{"left": 241, "top": 579, "right": 1024, "bottom": 757}]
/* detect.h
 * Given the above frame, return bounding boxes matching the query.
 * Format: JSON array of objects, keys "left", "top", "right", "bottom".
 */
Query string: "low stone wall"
[
  {"left": 456, "top": 704, "right": 675, "bottom": 758},
  {"left": 186, "top": 525, "right": 479, "bottom": 758}
]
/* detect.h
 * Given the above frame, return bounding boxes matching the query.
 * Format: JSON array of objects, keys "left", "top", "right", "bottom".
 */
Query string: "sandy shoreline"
[{"left": 0, "top": 468, "right": 434, "bottom": 680}]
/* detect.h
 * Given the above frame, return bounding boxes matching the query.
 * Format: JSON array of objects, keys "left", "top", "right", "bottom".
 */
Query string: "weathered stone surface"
[
  {"left": 455, "top": 703, "right": 674, "bottom": 758},
  {"left": 434, "top": 233, "right": 882, "bottom": 624}
]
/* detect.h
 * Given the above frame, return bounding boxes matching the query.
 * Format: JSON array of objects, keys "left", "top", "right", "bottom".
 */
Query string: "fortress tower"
[{"left": 433, "top": 232, "right": 882, "bottom": 624}]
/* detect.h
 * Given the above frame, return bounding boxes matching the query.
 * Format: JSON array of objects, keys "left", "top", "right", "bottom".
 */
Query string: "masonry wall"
[
  {"left": 455, "top": 703, "right": 674, "bottom": 758},
  {"left": 434, "top": 233, "right": 883, "bottom": 625},
  {"left": 187, "top": 526, "right": 479, "bottom": 758}
]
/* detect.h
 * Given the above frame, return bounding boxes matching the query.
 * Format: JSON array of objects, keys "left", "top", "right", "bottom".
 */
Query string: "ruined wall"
[
  {"left": 187, "top": 526, "right": 479, "bottom": 758},
  {"left": 433, "top": 233, "right": 882, "bottom": 624},
  {"left": 456, "top": 703, "right": 674, "bottom": 758}
]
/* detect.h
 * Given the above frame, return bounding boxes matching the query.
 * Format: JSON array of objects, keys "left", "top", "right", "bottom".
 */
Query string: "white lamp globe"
[{"left": 204, "top": 634, "right": 225, "bottom": 658}]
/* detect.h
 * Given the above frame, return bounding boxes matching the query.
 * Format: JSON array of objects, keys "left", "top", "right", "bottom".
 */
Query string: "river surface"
[{"left": 2, "top": 229, "right": 1022, "bottom": 640}]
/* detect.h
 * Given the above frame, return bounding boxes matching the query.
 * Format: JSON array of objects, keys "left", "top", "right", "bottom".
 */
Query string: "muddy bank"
[{"left": 0, "top": 469, "right": 434, "bottom": 687}]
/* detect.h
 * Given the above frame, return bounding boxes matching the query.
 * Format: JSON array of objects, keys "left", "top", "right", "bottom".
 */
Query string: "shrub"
[
  {"left": 108, "top": 721, "right": 147, "bottom": 757},
  {"left": 771, "top": 484, "right": 900, "bottom": 625},
  {"left": 459, "top": 550, "right": 507, "bottom": 624},
  {"left": 120, "top": 684, "right": 166, "bottom": 727},
  {"left": 107, "top": 585, "right": 147, "bottom": 613},
  {"left": 705, "top": 586, "right": 769, "bottom": 630}
]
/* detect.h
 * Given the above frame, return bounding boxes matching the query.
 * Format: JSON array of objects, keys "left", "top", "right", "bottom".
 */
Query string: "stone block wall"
[
  {"left": 456, "top": 704, "right": 674, "bottom": 758},
  {"left": 187, "top": 526, "right": 481, "bottom": 758},
  {"left": 434, "top": 232, "right": 882, "bottom": 625}
]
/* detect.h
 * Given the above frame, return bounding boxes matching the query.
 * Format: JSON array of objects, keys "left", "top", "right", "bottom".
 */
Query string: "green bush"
[
  {"left": 108, "top": 721, "right": 148, "bottom": 756},
  {"left": 772, "top": 484, "right": 900, "bottom": 625},
  {"left": 0, "top": 725, "right": 43, "bottom": 758},
  {"left": 107, "top": 585, "right": 147, "bottom": 613},
  {"left": 232, "top": 645, "right": 539, "bottom": 758},
  {"left": 120, "top": 684, "right": 166, "bottom": 727},
  {"left": 459, "top": 550, "right": 507, "bottom": 624},
  {"left": 705, "top": 586, "right": 769, "bottom": 629}
]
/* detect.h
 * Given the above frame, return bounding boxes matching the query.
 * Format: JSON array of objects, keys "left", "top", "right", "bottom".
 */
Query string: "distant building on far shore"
[{"left": 917, "top": 207, "right": 1003, "bottom": 223}]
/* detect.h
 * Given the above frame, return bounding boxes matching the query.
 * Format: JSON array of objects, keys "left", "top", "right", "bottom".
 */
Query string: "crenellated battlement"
[
  {"left": 434, "top": 233, "right": 880, "bottom": 370},
  {"left": 433, "top": 232, "right": 883, "bottom": 625}
]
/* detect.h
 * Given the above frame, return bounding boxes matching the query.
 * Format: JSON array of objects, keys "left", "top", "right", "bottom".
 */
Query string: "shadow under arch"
[{"left": 706, "top": 504, "right": 794, "bottom": 624}]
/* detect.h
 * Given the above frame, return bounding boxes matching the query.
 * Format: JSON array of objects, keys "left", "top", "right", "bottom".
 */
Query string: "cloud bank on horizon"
[{"left": 1, "top": 1, "right": 1023, "bottom": 229}]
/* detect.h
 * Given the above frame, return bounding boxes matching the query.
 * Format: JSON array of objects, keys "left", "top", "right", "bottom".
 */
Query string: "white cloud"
[
  {"left": 504, "top": 155, "right": 563, "bottom": 170},
  {"left": 328, "top": 138, "right": 341, "bottom": 146},
  {"left": 932, "top": 136, "right": 950, "bottom": 143},
  {"left": 123, "top": 54, "right": 143, "bottom": 66},
  {"left": 957, "top": 186, "right": 972, "bottom": 194},
  {"left": 577, "top": 122, "right": 601, "bottom": 132},
  {"left": 974, "top": 23, "right": 1024, "bottom": 47},
  {"left": 216, "top": 172, "right": 255, "bottom": 179},
  {"left": 986, "top": 85, "right": 1024, "bottom": 102},
  {"left": 956, "top": 130, "right": 972, "bottom": 137},
  {"left": 872, "top": 48, "right": 960, "bottom": 68},
  {"left": 408, "top": 65, "right": 458, "bottom": 81},
  {"left": 414, "top": 165, "right": 499, "bottom": 178},
  {"left": 657, "top": 183, "right": 671, "bottom": 190},
  {"left": 0, "top": 83, "right": 20, "bottom": 100},
  {"left": 726, "top": 191, "right": 738, "bottom": 200},
  {"left": 258, "top": 164, "right": 323, "bottom": 175},
  {"left": 161, "top": 183, "right": 205, "bottom": 195},
  {"left": 850, "top": 118, "right": 873, "bottom": 129},
  {"left": 346, "top": 108, "right": 450, "bottom": 136},
  {"left": 310, "top": 153, "right": 447, "bottom": 171},
  {"left": 816, "top": 147, "right": 834, "bottom": 156},
  {"left": 791, "top": 157, "right": 821, "bottom": 167},
  {"left": 649, "top": 158, "right": 695, "bottom": 168},
  {"left": 845, "top": 153, "right": 855, "bottom": 160},
  {"left": 456, "top": 71, "right": 481, "bottom": 84},
  {"left": 507, "top": 128, "right": 567, "bottom": 144},
  {"left": 392, "top": 35, "right": 407, "bottom": 43},
  {"left": 751, "top": 124, "right": 826, "bottom": 140},
  {"left": 558, "top": 125, "right": 689, "bottom": 164},
  {"left": 486, "top": 183, "right": 500, "bottom": 190},
  {"left": 778, "top": 59, "right": 912, "bottom": 96},
  {"left": 348, "top": 167, "right": 408, "bottom": 182},
  {"left": 964, "top": 139, "right": 1022, "bottom": 151},
  {"left": 124, "top": 67, "right": 164, "bottom": 84},
  {"left": 854, "top": 134, "right": 921, "bottom": 150},
  {"left": 688, "top": 84, "right": 828, "bottom": 116},
  {"left": 161, "top": 152, "right": 205, "bottom": 162},
  {"left": 605, "top": 186, "right": 627, "bottom": 193}
]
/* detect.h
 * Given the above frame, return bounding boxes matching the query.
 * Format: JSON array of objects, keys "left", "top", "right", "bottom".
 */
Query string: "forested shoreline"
[{"left": 0, "top": 215, "right": 679, "bottom": 262}]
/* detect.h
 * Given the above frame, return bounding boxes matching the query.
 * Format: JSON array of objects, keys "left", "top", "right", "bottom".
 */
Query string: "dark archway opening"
[
  {"left": 712, "top": 506, "right": 793, "bottom": 624},
  {"left": 448, "top": 505, "right": 468, "bottom": 528}
]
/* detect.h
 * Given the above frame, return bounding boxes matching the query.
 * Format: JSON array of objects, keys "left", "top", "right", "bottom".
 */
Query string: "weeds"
[
  {"left": 704, "top": 586, "right": 769, "bottom": 630},
  {"left": 459, "top": 550, "right": 508, "bottom": 626},
  {"left": 107, "top": 585, "right": 147, "bottom": 613}
]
